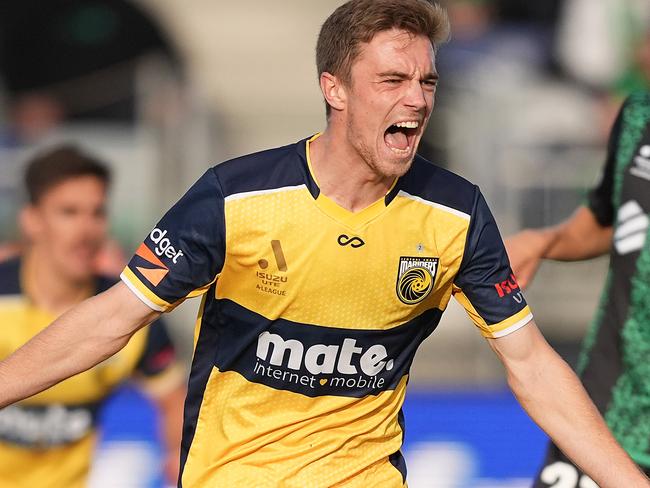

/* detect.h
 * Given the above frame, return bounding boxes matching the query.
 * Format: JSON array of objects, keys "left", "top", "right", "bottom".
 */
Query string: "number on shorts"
[{"left": 540, "top": 461, "right": 599, "bottom": 488}]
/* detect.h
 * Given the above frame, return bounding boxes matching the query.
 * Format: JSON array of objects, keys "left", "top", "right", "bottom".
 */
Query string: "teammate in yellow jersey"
[
  {"left": 0, "top": 1, "right": 648, "bottom": 487},
  {"left": 0, "top": 146, "right": 186, "bottom": 487}
]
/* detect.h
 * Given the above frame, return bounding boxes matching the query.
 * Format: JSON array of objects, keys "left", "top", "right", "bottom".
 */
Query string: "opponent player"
[
  {"left": 506, "top": 90, "right": 650, "bottom": 487},
  {"left": 0, "top": 1, "right": 648, "bottom": 487},
  {"left": 0, "top": 145, "right": 185, "bottom": 488}
]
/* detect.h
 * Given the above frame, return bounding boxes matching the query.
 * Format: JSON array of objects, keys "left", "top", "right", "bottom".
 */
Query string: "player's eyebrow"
[
  {"left": 377, "top": 70, "right": 439, "bottom": 81},
  {"left": 423, "top": 71, "right": 439, "bottom": 82},
  {"left": 378, "top": 70, "right": 408, "bottom": 79}
]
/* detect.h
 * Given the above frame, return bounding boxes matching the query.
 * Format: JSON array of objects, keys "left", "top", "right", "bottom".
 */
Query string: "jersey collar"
[{"left": 295, "top": 134, "right": 402, "bottom": 229}]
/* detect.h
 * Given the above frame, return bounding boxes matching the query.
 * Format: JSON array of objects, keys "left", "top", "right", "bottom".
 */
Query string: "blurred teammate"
[
  {"left": 507, "top": 91, "right": 650, "bottom": 486},
  {"left": 0, "top": 2, "right": 649, "bottom": 487},
  {"left": 0, "top": 146, "right": 185, "bottom": 488}
]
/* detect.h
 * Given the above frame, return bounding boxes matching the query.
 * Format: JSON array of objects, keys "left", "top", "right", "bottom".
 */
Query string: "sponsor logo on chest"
[{"left": 254, "top": 331, "right": 394, "bottom": 391}]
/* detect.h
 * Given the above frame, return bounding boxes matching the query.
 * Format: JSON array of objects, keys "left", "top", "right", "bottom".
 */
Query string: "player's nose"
[{"left": 403, "top": 80, "right": 428, "bottom": 111}]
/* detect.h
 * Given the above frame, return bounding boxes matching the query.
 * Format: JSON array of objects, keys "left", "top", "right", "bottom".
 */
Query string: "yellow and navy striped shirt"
[
  {"left": 122, "top": 134, "right": 532, "bottom": 487},
  {"left": 0, "top": 257, "right": 177, "bottom": 488}
]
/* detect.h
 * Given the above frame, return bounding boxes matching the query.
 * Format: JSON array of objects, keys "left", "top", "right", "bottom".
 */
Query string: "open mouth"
[{"left": 384, "top": 121, "right": 419, "bottom": 155}]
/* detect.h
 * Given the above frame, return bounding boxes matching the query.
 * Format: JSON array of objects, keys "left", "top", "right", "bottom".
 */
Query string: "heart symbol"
[{"left": 319, "top": 379, "right": 328, "bottom": 386}]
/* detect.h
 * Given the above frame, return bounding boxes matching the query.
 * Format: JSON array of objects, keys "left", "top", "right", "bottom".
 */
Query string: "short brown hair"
[
  {"left": 317, "top": 0, "right": 450, "bottom": 87},
  {"left": 25, "top": 145, "right": 111, "bottom": 203}
]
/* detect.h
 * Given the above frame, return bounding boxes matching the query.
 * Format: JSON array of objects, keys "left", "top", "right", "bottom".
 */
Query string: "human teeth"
[
  {"left": 389, "top": 146, "right": 411, "bottom": 155},
  {"left": 394, "top": 121, "right": 419, "bottom": 129}
]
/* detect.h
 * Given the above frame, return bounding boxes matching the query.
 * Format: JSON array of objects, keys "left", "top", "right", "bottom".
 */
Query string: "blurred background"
[{"left": 1, "top": 0, "right": 649, "bottom": 486}]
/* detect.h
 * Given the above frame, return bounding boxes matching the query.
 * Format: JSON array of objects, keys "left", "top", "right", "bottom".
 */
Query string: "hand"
[{"left": 504, "top": 229, "right": 551, "bottom": 289}]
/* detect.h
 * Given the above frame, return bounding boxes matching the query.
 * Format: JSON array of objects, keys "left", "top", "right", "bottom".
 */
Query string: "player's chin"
[
  {"left": 377, "top": 157, "right": 414, "bottom": 179},
  {"left": 62, "top": 266, "right": 95, "bottom": 284},
  {"left": 62, "top": 254, "right": 97, "bottom": 281}
]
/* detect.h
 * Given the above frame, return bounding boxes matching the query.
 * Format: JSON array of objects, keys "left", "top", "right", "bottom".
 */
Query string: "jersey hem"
[
  {"left": 489, "top": 311, "right": 533, "bottom": 338},
  {"left": 120, "top": 269, "right": 169, "bottom": 312}
]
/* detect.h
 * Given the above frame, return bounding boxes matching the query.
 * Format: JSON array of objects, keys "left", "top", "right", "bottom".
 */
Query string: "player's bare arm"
[
  {"left": 0, "top": 281, "right": 159, "bottom": 408},
  {"left": 505, "top": 206, "right": 613, "bottom": 288},
  {"left": 488, "top": 321, "right": 650, "bottom": 487}
]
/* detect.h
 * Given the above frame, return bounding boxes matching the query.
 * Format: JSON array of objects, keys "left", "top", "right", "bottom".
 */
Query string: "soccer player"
[
  {"left": 0, "top": 1, "right": 648, "bottom": 486},
  {"left": 506, "top": 90, "right": 650, "bottom": 487},
  {"left": 0, "top": 146, "right": 185, "bottom": 488}
]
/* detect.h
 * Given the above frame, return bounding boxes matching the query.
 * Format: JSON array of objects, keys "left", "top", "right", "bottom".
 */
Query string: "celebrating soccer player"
[
  {"left": 0, "top": 2, "right": 648, "bottom": 487},
  {"left": 0, "top": 146, "right": 185, "bottom": 487}
]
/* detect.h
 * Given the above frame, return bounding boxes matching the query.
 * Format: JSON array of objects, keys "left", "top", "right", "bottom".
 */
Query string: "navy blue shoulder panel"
[
  {"left": 392, "top": 155, "right": 476, "bottom": 216},
  {"left": 214, "top": 138, "right": 317, "bottom": 198},
  {"left": 0, "top": 258, "right": 21, "bottom": 295}
]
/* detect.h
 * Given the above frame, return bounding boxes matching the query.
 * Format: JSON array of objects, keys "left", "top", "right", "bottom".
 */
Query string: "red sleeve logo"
[{"left": 494, "top": 273, "right": 520, "bottom": 298}]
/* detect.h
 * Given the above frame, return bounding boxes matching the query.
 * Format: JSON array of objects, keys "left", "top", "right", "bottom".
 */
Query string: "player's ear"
[
  {"left": 19, "top": 205, "right": 41, "bottom": 241},
  {"left": 320, "top": 72, "right": 346, "bottom": 113}
]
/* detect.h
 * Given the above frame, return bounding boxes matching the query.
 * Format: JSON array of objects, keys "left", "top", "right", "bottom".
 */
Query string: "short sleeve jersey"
[
  {"left": 121, "top": 134, "right": 532, "bottom": 487},
  {"left": 581, "top": 92, "right": 650, "bottom": 467},
  {"left": 0, "top": 257, "right": 177, "bottom": 488}
]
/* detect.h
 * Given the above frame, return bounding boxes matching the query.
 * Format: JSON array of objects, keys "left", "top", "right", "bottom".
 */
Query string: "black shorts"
[{"left": 532, "top": 442, "right": 650, "bottom": 487}]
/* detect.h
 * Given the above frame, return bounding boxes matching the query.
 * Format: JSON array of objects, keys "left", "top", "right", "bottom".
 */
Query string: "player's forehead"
[
  {"left": 354, "top": 28, "right": 436, "bottom": 75},
  {"left": 36, "top": 175, "right": 107, "bottom": 207}
]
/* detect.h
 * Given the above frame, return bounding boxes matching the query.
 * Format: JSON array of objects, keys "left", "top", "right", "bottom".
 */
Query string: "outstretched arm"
[
  {"left": 0, "top": 282, "right": 160, "bottom": 408},
  {"left": 489, "top": 321, "right": 649, "bottom": 488},
  {"left": 504, "top": 206, "right": 612, "bottom": 288}
]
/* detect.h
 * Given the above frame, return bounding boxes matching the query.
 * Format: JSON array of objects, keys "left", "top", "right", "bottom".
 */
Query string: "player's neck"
[
  {"left": 309, "top": 129, "right": 395, "bottom": 212},
  {"left": 22, "top": 248, "right": 95, "bottom": 316}
]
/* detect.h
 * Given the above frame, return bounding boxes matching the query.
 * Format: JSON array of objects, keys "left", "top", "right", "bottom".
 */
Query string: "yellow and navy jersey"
[
  {"left": 121, "top": 134, "right": 533, "bottom": 487},
  {"left": 0, "top": 256, "right": 177, "bottom": 488}
]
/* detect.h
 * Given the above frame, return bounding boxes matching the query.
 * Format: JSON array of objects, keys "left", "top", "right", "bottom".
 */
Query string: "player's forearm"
[
  {"left": 0, "top": 284, "right": 158, "bottom": 408},
  {"left": 540, "top": 206, "right": 612, "bottom": 261},
  {"left": 507, "top": 344, "right": 648, "bottom": 487},
  {"left": 0, "top": 295, "right": 124, "bottom": 407}
]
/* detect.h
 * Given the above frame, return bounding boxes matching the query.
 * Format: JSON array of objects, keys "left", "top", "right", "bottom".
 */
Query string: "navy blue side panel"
[
  {"left": 388, "top": 407, "right": 408, "bottom": 482},
  {"left": 0, "top": 257, "right": 20, "bottom": 295},
  {"left": 134, "top": 318, "right": 176, "bottom": 377},
  {"left": 393, "top": 155, "right": 476, "bottom": 215},
  {"left": 216, "top": 138, "right": 319, "bottom": 199},
  {"left": 126, "top": 168, "right": 226, "bottom": 304},
  {"left": 210, "top": 299, "right": 442, "bottom": 398},
  {"left": 454, "top": 190, "right": 529, "bottom": 324},
  {"left": 178, "top": 292, "right": 218, "bottom": 487}
]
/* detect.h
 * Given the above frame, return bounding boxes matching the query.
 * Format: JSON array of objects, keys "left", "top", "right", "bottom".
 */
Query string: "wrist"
[{"left": 518, "top": 228, "right": 557, "bottom": 260}]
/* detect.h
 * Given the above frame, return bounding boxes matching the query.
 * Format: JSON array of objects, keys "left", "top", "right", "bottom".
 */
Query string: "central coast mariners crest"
[{"left": 396, "top": 256, "right": 439, "bottom": 304}]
